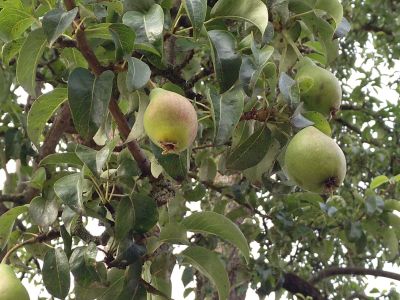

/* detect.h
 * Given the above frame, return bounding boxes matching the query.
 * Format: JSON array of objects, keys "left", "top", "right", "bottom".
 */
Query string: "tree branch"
[
  {"left": 282, "top": 273, "right": 325, "bottom": 300},
  {"left": 0, "top": 193, "right": 26, "bottom": 205},
  {"left": 335, "top": 118, "right": 381, "bottom": 147},
  {"left": 63, "top": 0, "right": 153, "bottom": 178},
  {"left": 39, "top": 104, "right": 72, "bottom": 160},
  {"left": 310, "top": 267, "right": 400, "bottom": 285},
  {"left": 1, "top": 230, "right": 60, "bottom": 264}
]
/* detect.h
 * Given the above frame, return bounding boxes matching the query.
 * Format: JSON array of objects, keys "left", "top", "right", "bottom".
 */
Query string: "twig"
[{"left": 1, "top": 230, "right": 60, "bottom": 264}]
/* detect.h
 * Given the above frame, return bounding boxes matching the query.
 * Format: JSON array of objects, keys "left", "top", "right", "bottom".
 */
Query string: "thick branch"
[
  {"left": 0, "top": 193, "right": 26, "bottom": 205},
  {"left": 310, "top": 267, "right": 400, "bottom": 285},
  {"left": 109, "top": 99, "right": 152, "bottom": 177},
  {"left": 362, "top": 23, "right": 393, "bottom": 36},
  {"left": 283, "top": 273, "right": 325, "bottom": 300},
  {"left": 39, "top": 104, "right": 71, "bottom": 160}
]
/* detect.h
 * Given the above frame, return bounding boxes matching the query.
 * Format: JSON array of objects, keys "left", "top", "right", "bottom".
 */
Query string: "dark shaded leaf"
[
  {"left": 208, "top": 30, "right": 241, "bottom": 93},
  {"left": 227, "top": 126, "right": 273, "bottom": 170},
  {"left": 43, "top": 248, "right": 71, "bottom": 298},
  {"left": 68, "top": 68, "right": 114, "bottom": 140},
  {"left": 42, "top": 7, "right": 78, "bottom": 46}
]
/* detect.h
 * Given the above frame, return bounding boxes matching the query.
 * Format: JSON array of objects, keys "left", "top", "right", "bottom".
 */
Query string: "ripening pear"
[
  {"left": 0, "top": 264, "right": 30, "bottom": 300},
  {"left": 284, "top": 126, "right": 346, "bottom": 194},
  {"left": 296, "top": 60, "right": 342, "bottom": 117},
  {"left": 144, "top": 88, "right": 198, "bottom": 154}
]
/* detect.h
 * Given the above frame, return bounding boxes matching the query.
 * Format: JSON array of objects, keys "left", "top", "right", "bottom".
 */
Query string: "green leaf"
[
  {"left": 364, "top": 190, "right": 384, "bottom": 216},
  {"left": 27, "top": 88, "right": 68, "bottom": 148},
  {"left": 97, "top": 269, "right": 125, "bottom": 300},
  {"left": 198, "top": 158, "right": 217, "bottom": 182},
  {"left": 0, "top": 68, "right": 11, "bottom": 104},
  {"left": 115, "top": 197, "right": 135, "bottom": 241},
  {"left": 208, "top": 86, "right": 244, "bottom": 145},
  {"left": 0, "top": 205, "right": 28, "bottom": 250},
  {"left": 159, "top": 222, "right": 188, "bottom": 244},
  {"left": 384, "top": 200, "right": 400, "bottom": 212},
  {"left": 0, "top": 6, "right": 35, "bottom": 42},
  {"left": 43, "top": 248, "right": 71, "bottom": 299},
  {"left": 85, "top": 23, "right": 112, "bottom": 40},
  {"left": 210, "top": 0, "right": 269, "bottom": 35},
  {"left": 183, "top": 0, "right": 207, "bottom": 36},
  {"left": 240, "top": 41, "right": 274, "bottom": 96},
  {"left": 315, "top": 0, "right": 343, "bottom": 29},
  {"left": 126, "top": 58, "right": 151, "bottom": 91},
  {"left": 132, "top": 194, "right": 159, "bottom": 234},
  {"left": 150, "top": 143, "right": 188, "bottom": 181},
  {"left": 123, "top": 0, "right": 155, "bottom": 13},
  {"left": 68, "top": 68, "right": 115, "bottom": 140},
  {"left": 227, "top": 126, "right": 273, "bottom": 170},
  {"left": 29, "top": 167, "right": 46, "bottom": 190},
  {"left": 179, "top": 246, "right": 230, "bottom": 300},
  {"left": 29, "top": 196, "right": 58, "bottom": 227},
  {"left": 96, "top": 139, "right": 118, "bottom": 174},
  {"left": 39, "top": 152, "right": 83, "bottom": 167},
  {"left": 208, "top": 30, "right": 241, "bottom": 93},
  {"left": 243, "top": 139, "right": 281, "bottom": 183},
  {"left": 122, "top": 4, "right": 164, "bottom": 48},
  {"left": 126, "top": 91, "right": 150, "bottom": 142},
  {"left": 69, "top": 244, "right": 101, "bottom": 288},
  {"left": 60, "top": 48, "right": 88, "bottom": 70},
  {"left": 302, "top": 112, "right": 332, "bottom": 136},
  {"left": 54, "top": 173, "right": 84, "bottom": 214},
  {"left": 371, "top": 175, "right": 390, "bottom": 189},
  {"left": 383, "top": 227, "right": 398, "bottom": 260},
  {"left": 109, "top": 23, "right": 135, "bottom": 60},
  {"left": 75, "top": 145, "right": 98, "bottom": 176},
  {"left": 2, "top": 37, "right": 25, "bottom": 66},
  {"left": 116, "top": 260, "right": 147, "bottom": 300},
  {"left": 16, "top": 29, "right": 47, "bottom": 96},
  {"left": 42, "top": 7, "right": 78, "bottom": 46},
  {"left": 279, "top": 73, "right": 299, "bottom": 103},
  {"left": 182, "top": 211, "right": 250, "bottom": 263},
  {"left": 289, "top": 1, "right": 338, "bottom": 63}
]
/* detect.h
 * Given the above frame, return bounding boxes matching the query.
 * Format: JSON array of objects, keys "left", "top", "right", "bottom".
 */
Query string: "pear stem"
[{"left": 147, "top": 80, "right": 158, "bottom": 90}]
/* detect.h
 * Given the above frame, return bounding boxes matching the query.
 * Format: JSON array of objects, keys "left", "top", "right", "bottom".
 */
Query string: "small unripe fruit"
[
  {"left": 284, "top": 126, "right": 346, "bottom": 194},
  {"left": 296, "top": 60, "right": 342, "bottom": 117},
  {"left": 144, "top": 88, "right": 198, "bottom": 154},
  {"left": 0, "top": 264, "right": 30, "bottom": 300}
]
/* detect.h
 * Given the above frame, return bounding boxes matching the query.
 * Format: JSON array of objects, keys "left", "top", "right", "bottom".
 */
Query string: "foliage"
[{"left": 0, "top": 0, "right": 399, "bottom": 299}]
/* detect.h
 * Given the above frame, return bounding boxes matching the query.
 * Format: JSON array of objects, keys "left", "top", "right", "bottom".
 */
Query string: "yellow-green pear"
[
  {"left": 144, "top": 88, "right": 198, "bottom": 154},
  {"left": 284, "top": 126, "right": 346, "bottom": 193},
  {"left": 296, "top": 60, "right": 342, "bottom": 117},
  {"left": 0, "top": 264, "right": 30, "bottom": 300}
]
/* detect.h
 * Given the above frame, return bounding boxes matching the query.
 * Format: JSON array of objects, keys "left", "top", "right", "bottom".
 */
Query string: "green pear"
[
  {"left": 144, "top": 88, "right": 198, "bottom": 154},
  {"left": 284, "top": 126, "right": 346, "bottom": 193},
  {"left": 0, "top": 264, "right": 30, "bottom": 300},
  {"left": 296, "top": 60, "right": 342, "bottom": 117}
]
